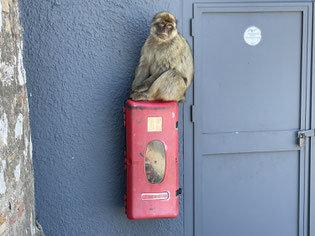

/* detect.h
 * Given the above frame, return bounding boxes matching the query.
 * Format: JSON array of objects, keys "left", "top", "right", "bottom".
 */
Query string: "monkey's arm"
[{"left": 131, "top": 55, "right": 150, "bottom": 91}]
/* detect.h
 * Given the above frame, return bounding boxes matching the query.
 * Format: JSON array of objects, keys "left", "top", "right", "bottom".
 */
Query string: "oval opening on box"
[{"left": 145, "top": 141, "right": 166, "bottom": 184}]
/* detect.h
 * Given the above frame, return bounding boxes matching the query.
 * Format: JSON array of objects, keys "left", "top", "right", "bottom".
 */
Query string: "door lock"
[{"left": 298, "top": 130, "right": 315, "bottom": 147}]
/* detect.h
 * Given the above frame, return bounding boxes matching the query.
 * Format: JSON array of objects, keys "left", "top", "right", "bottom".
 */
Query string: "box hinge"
[
  {"left": 298, "top": 130, "right": 315, "bottom": 147},
  {"left": 176, "top": 188, "right": 182, "bottom": 197}
]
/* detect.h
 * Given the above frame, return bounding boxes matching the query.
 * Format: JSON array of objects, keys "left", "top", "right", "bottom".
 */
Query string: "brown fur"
[{"left": 129, "top": 12, "right": 193, "bottom": 102}]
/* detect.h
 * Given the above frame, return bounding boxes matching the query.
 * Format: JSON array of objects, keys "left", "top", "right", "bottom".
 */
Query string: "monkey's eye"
[
  {"left": 159, "top": 22, "right": 165, "bottom": 27},
  {"left": 167, "top": 25, "right": 173, "bottom": 30}
]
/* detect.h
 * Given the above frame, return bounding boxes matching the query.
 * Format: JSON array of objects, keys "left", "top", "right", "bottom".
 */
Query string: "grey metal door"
[{"left": 192, "top": 3, "right": 312, "bottom": 236}]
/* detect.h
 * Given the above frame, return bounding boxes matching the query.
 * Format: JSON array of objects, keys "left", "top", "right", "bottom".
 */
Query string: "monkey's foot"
[{"left": 129, "top": 92, "right": 148, "bottom": 101}]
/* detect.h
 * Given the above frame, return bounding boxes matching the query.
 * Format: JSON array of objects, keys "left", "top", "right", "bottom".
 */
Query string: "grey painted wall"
[{"left": 19, "top": 1, "right": 184, "bottom": 235}]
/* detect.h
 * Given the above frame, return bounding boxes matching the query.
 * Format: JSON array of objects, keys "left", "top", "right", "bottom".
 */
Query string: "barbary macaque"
[{"left": 129, "top": 12, "right": 193, "bottom": 102}]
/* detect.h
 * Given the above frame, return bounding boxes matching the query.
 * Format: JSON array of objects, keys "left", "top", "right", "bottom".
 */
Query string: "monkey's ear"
[{"left": 176, "top": 19, "right": 178, "bottom": 26}]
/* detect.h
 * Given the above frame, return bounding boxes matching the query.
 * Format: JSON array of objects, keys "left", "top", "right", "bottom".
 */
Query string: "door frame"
[{"left": 310, "top": 3, "right": 315, "bottom": 235}]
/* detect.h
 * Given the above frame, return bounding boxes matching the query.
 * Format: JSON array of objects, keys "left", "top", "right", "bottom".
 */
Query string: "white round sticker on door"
[{"left": 244, "top": 26, "right": 262, "bottom": 46}]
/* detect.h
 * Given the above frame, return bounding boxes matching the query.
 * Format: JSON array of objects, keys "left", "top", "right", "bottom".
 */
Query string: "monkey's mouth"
[{"left": 160, "top": 33, "right": 168, "bottom": 39}]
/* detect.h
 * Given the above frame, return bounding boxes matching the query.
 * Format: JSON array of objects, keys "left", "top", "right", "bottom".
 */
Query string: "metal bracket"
[
  {"left": 298, "top": 130, "right": 315, "bottom": 147},
  {"left": 191, "top": 105, "right": 195, "bottom": 123},
  {"left": 190, "top": 18, "right": 195, "bottom": 37}
]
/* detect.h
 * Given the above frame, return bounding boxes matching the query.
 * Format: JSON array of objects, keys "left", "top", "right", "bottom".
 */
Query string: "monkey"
[{"left": 129, "top": 12, "right": 193, "bottom": 102}]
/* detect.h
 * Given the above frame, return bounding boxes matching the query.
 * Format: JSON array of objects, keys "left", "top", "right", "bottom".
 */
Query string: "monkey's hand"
[
  {"left": 129, "top": 91, "right": 148, "bottom": 101},
  {"left": 132, "top": 83, "right": 150, "bottom": 93},
  {"left": 132, "top": 72, "right": 162, "bottom": 93},
  {"left": 133, "top": 73, "right": 160, "bottom": 92}
]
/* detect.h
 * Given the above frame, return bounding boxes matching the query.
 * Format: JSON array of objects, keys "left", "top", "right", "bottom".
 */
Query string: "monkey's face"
[
  {"left": 155, "top": 21, "right": 175, "bottom": 40},
  {"left": 151, "top": 12, "right": 178, "bottom": 41}
]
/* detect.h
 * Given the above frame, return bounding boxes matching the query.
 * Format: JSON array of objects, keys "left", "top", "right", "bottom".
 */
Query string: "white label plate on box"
[{"left": 147, "top": 117, "right": 162, "bottom": 132}]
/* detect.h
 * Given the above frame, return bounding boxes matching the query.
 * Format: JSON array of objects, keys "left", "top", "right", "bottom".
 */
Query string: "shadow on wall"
[{"left": 20, "top": 0, "right": 183, "bottom": 235}]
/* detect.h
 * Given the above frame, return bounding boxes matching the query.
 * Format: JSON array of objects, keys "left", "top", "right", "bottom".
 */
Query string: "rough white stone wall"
[{"left": 0, "top": 0, "right": 42, "bottom": 235}]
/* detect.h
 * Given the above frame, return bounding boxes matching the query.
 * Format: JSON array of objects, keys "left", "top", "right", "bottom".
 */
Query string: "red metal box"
[{"left": 124, "top": 99, "right": 179, "bottom": 219}]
